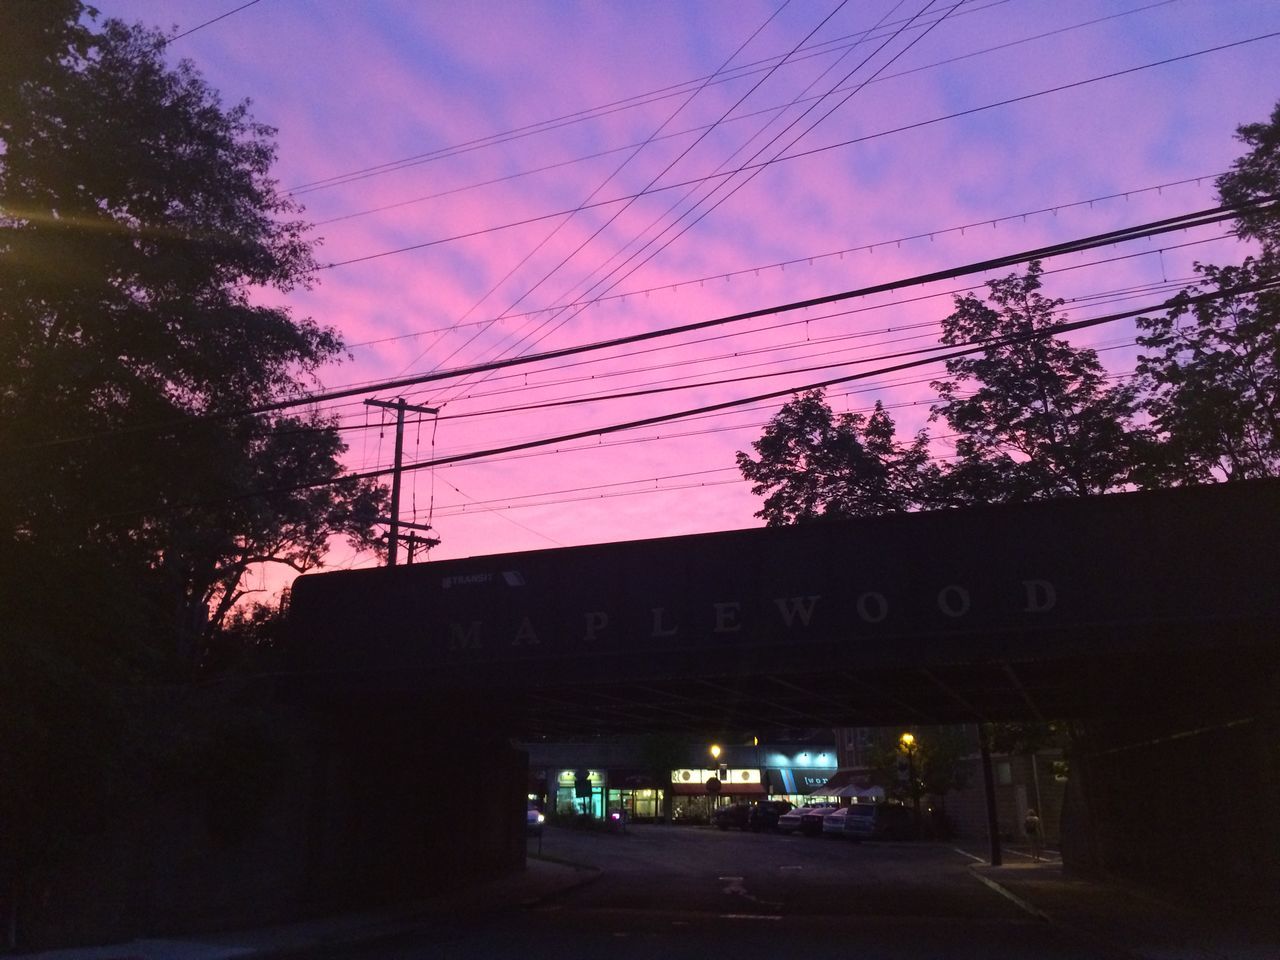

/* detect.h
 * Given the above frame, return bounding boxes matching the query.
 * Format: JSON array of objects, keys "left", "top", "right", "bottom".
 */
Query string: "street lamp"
[
  {"left": 706, "top": 744, "right": 725, "bottom": 813},
  {"left": 899, "top": 732, "right": 922, "bottom": 839}
]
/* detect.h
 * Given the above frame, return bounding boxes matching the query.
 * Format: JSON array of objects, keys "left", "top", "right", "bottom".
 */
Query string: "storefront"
[
  {"left": 554, "top": 768, "right": 604, "bottom": 819},
  {"left": 671, "top": 767, "right": 764, "bottom": 823},
  {"left": 765, "top": 768, "right": 834, "bottom": 804},
  {"left": 606, "top": 770, "right": 664, "bottom": 822}
]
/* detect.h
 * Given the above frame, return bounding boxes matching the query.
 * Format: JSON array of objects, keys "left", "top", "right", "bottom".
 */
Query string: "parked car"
[
  {"left": 841, "top": 802, "right": 916, "bottom": 841},
  {"left": 713, "top": 803, "right": 753, "bottom": 831},
  {"left": 820, "top": 806, "right": 856, "bottom": 837},
  {"left": 799, "top": 802, "right": 843, "bottom": 836},
  {"left": 526, "top": 803, "right": 545, "bottom": 837},
  {"left": 748, "top": 800, "right": 793, "bottom": 832},
  {"left": 777, "top": 803, "right": 820, "bottom": 833}
]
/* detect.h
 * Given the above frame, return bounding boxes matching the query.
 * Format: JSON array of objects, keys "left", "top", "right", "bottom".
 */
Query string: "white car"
[
  {"left": 821, "top": 806, "right": 856, "bottom": 837},
  {"left": 776, "top": 804, "right": 815, "bottom": 833},
  {"left": 799, "top": 803, "right": 843, "bottom": 836},
  {"left": 778, "top": 802, "right": 837, "bottom": 834}
]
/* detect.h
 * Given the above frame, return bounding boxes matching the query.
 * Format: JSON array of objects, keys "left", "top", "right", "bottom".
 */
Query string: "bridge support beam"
[{"left": 977, "top": 723, "right": 1002, "bottom": 866}]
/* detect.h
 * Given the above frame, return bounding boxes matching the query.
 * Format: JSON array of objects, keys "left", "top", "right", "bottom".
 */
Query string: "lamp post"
[
  {"left": 707, "top": 744, "right": 723, "bottom": 815},
  {"left": 900, "top": 732, "right": 922, "bottom": 839}
]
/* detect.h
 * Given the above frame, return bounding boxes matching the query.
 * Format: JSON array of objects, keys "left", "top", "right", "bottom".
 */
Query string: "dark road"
[{"left": 302, "top": 825, "right": 1127, "bottom": 959}]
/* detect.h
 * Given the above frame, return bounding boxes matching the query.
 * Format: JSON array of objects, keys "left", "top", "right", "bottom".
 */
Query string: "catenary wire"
[
  {"left": 316, "top": 32, "right": 1280, "bottom": 271},
  {"left": 285, "top": 0, "right": 1023, "bottom": 195},
  {"left": 163, "top": 0, "right": 264, "bottom": 44},
  {"left": 311, "top": 1, "right": 1181, "bottom": 230},
  {"left": 91, "top": 275, "right": 1272, "bottom": 521},
  {"left": 12, "top": 200, "right": 1266, "bottom": 455},
  {"left": 397, "top": 0, "right": 828, "bottom": 380}
]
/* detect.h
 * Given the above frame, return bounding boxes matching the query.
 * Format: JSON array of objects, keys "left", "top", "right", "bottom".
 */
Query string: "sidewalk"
[
  {"left": 972, "top": 858, "right": 1280, "bottom": 960},
  {"left": 17, "top": 856, "right": 600, "bottom": 960}
]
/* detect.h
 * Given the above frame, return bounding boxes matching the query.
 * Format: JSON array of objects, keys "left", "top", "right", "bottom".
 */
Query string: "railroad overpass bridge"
[
  {"left": 289, "top": 480, "right": 1279, "bottom": 734},
  {"left": 285, "top": 480, "right": 1280, "bottom": 906}
]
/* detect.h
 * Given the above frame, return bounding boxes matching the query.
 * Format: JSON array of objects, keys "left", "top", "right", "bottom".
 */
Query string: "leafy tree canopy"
[
  {"left": 736, "top": 389, "right": 936, "bottom": 526},
  {"left": 1216, "top": 100, "right": 1280, "bottom": 258},
  {"left": 0, "top": 4, "right": 388, "bottom": 664},
  {"left": 1136, "top": 101, "right": 1280, "bottom": 484},
  {"left": 930, "top": 261, "right": 1145, "bottom": 503}
]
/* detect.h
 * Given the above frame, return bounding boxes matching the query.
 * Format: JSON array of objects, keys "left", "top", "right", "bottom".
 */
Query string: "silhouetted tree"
[
  {"left": 736, "top": 389, "right": 936, "bottom": 525},
  {"left": 0, "top": 7, "right": 388, "bottom": 662},
  {"left": 1, "top": 7, "right": 383, "bottom": 938},
  {"left": 930, "top": 262, "right": 1146, "bottom": 503},
  {"left": 1136, "top": 102, "right": 1280, "bottom": 483}
]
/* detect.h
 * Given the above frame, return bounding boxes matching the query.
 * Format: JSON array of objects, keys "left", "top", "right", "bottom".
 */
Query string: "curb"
[
  {"left": 968, "top": 866, "right": 1050, "bottom": 922},
  {"left": 518, "top": 866, "right": 602, "bottom": 909}
]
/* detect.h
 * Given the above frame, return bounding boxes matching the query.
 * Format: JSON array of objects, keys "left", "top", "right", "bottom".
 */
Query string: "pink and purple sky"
[{"left": 97, "top": 0, "right": 1280, "bottom": 583}]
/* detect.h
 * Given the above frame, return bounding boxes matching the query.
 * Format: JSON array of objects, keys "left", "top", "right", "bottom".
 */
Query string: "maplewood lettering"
[{"left": 442, "top": 579, "right": 1057, "bottom": 651}]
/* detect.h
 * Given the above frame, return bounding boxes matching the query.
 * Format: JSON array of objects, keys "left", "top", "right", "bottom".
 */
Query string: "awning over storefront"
[
  {"left": 672, "top": 781, "right": 767, "bottom": 796},
  {"left": 765, "top": 768, "right": 832, "bottom": 795},
  {"left": 803, "top": 768, "right": 884, "bottom": 800}
]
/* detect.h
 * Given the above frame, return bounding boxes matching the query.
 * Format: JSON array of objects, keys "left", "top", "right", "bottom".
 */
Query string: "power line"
[
  {"left": 438, "top": 0, "right": 961, "bottom": 403},
  {"left": 400, "top": 0, "right": 820, "bottom": 382},
  {"left": 340, "top": 170, "right": 1222, "bottom": 351},
  {"left": 312, "top": 1, "right": 1181, "bottom": 230},
  {"left": 286, "top": 0, "right": 1020, "bottom": 196},
  {"left": 317, "top": 32, "right": 1279, "bottom": 271},
  {"left": 296, "top": 201, "right": 1268, "bottom": 409},
  {"left": 162, "top": 0, "right": 265, "bottom": 44},
  {"left": 280, "top": 261, "right": 1203, "bottom": 446},
  {"left": 331, "top": 280, "right": 1280, "bottom": 482},
  {"left": 292, "top": 0, "right": 1186, "bottom": 205},
  {"left": 115, "top": 275, "right": 1273, "bottom": 519},
  {"left": 11, "top": 199, "right": 1267, "bottom": 455}
]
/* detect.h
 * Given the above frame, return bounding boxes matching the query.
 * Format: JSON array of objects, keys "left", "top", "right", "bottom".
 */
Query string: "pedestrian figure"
[{"left": 1024, "top": 807, "right": 1042, "bottom": 861}]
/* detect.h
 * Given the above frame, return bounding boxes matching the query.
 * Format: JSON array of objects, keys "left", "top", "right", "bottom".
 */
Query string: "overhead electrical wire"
[
  {"left": 12, "top": 199, "right": 1269, "bottom": 455},
  {"left": 294, "top": 264, "right": 1202, "bottom": 448},
  {"left": 337, "top": 351, "right": 1158, "bottom": 488},
  {"left": 291, "top": 0, "right": 1178, "bottom": 202},
  {"left": 420, "top": 0, "right": 933, "bottom": 410},
  {"left": 449, "top": 0, "right": 973, "bottom": 396},
  {"left": 398, "top": 0, "right": 827, "bottom": 380},
  {"left": 162, "top": 0, "right": 264, "bottom": 44},
  {"left": 312, "top": 1, "right": 1182, "bottom": 230},
  {"left": 340, "top": 170, "right": 1222, "bottom": 352},
  {"left": 435, "top": 0, "right": 957, "bottom": 391},
  {"left": 316, "top": 31, "right": 1280, "bottom": 271},
  {"left": 423, "top": 357, "right": 1155, "bottom": 519},
  {"left": 314, "top": 279, "right": 1280, "bottom": 484},
  {"left": 286, "top": 0, "right": 1023, "bottom": 196},
  {"left": 86, "top": 273, "right": 1274, "bottom": 528}
]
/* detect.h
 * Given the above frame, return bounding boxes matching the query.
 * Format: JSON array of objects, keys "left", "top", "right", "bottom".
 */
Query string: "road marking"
[
  {"left": 721, "top": 914, "right": 783, "bottom": 920},
  {"left": 780, "top": 865, "right": 803, "bottom": 871},
  {"left": 952, "top": 846, "right": 985, "bottom": 863},
  {"left": 721, "top": 875, "right": 784, "bottom": 910},
  {"left": 970, "top": 869, "right": 1050, "bottom": 921},
  {"left": 1004, "top": 848, "right": 1063, "bottom": 863}
]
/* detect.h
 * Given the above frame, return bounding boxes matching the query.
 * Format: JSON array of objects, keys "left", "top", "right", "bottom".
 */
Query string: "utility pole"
[{"left": 365, "top": 397, "right": 438, "bottom": 567}]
